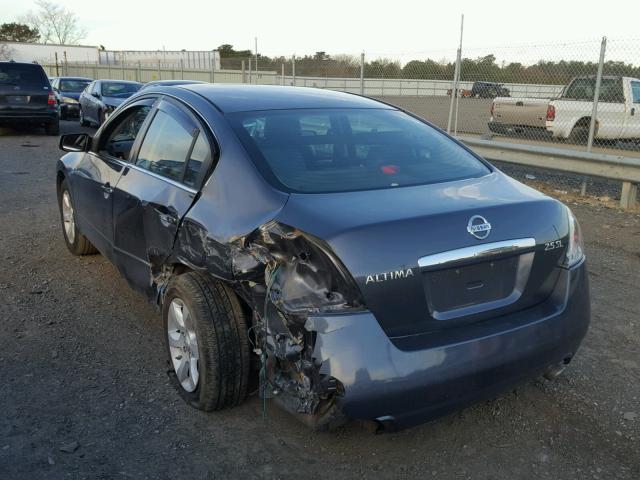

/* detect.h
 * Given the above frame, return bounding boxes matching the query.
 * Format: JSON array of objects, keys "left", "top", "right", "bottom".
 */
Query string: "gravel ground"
[{"left": 1, "top": 121, "right": 639, "bottom": 479}]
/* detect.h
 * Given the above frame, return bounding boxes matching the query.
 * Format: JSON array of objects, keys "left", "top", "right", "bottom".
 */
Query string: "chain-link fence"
[{"left": 43, "top": 37, "right": 640, "bottom": 158}]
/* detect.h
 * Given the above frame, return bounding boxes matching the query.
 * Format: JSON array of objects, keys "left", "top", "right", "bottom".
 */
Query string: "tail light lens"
[
  {"left": 47, "top": 91, "right": 57, "bottom": 105},
  {"left": 546, "top": 104, "right": 555, "bottom": 121},
  {"left": 246, "top": 222, "right": 365, "bottom": 315},
  {"left": 562, "top": 207, "right": 584, "bottom": 268}
]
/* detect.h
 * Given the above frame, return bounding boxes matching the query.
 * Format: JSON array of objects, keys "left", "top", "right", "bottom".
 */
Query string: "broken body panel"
[{"left": 57, "top": 85, "right": 590, "bottom": 429}]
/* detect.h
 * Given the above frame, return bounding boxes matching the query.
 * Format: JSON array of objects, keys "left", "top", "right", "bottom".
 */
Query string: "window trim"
[{"left": 130, "top": 96, "right": 216, "bottom": 189}]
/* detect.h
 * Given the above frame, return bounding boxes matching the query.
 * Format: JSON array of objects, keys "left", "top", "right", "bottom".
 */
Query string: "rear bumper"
[
  {"left": 60, "top": 104, "right": 80, "bottom": 116},
  {"left": 0, "top": 111, "right": 58, "bottom": 123},
  {"left": 306, "top": 260, "right": 590, "bottom": 430}
]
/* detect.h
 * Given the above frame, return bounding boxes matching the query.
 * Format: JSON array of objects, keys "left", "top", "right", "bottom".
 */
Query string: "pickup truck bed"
[{"left": 488, "top": 97, "right": 550, "bottom": 137}]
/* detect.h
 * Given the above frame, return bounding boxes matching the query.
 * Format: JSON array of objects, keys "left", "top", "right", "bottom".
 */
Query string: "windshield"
[
  {"left": 101, "top": 82, "right": 140, "bottom": 98},
  {"left": 60, "top": 79, "right": 91, "bottom": 92},
  {"left": 0, "top": 63, "right": 49, "bottom": 88},
  {"left": 229, "top": 108, "right": 491, "bottom": 193}
]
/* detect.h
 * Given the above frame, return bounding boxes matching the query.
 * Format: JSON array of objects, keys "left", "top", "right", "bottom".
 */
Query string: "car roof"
[
  {"left": 179, "top": 84, "right": 394, "bottom": 113},
  {"left": 57, "top": 76, "right": 92, "bottom": 80},
  {"left": 98, "top": 79, "right": 141, "bottom": 84}
]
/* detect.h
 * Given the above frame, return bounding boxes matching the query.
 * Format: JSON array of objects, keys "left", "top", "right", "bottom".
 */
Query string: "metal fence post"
[
  {"left": 107, "top": 52, "right": 111, "bottom": 78},
  {"left": 241, "top": 60, "right": 246, "bottom": 84},
  {"left": 360, "top": 52, "right": 365, "bottom": 95},
  {"left": 54, "top": 52, "right": 59, "bottom": 76},
  {"left": 582, "top": 36, "right": 607, "bottom": 196},
  {"left": 121, "top": 56, "right": 125, "bottom": 80},
  {"left": 157, "top": 60, "right": 161, "bottom": 81},
  {"left": 248, "top": 58, "right": 252, "bottom": 84},
  {"left": 180, "top": 59, "right": 184, "bottom": 80},
  {"left": 292, "top": 55, "right": 296, "bottom": 87},
  {"left": 447, "top": 49, "right": 461, "bottom": 134},
  {"left": 210, "top": 57, "right": 214, "bottom": 83},
  {"left": 63, "top": 51, "right": 68, "bottom": 76},
  {"left": 447, "top": 14, "right": 464, "bottom": 134},
  {"left": 137, "top": 61, "right": 141, "bottom": 83},
  {"left": 281, "top": 63, "right": 285, "bottom": 86}
]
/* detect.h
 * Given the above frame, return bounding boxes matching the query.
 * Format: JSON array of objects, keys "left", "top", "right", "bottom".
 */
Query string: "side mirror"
[
  {"left": 59, "top": 133, "right": 91, "bottom": 152},
  {"left": 92, "top": 92, "right": 101, "bottom": 99}
]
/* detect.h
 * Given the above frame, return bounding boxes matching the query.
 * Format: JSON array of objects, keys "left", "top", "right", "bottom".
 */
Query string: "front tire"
[
  {"left": 45, "top": 119, "right": 60, "bottom": 136},
  {"left": 57, "top": 179, "right": 98, "bottom": 255},
  {"left": 163, "top": 273, "right": 250, "bottom": 411}
]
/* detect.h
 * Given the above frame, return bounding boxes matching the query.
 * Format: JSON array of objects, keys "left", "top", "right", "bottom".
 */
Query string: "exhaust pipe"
[{"left": 543, "top": 356, "right": 572, "bottom": 381}]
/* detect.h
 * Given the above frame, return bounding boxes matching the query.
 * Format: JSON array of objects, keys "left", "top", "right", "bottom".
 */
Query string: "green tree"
[{"left": 0, "top": 22, "right": 40, "bottom": 42}]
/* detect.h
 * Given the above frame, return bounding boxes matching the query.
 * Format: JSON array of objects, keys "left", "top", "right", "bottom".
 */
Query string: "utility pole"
[{"left": 254, "top": 37, "right": 258, "bottom": 82}]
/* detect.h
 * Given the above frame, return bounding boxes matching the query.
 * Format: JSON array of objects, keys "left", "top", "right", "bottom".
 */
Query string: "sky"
[{"left": 1, "top": 0, "right": 638, "bottom": 63}]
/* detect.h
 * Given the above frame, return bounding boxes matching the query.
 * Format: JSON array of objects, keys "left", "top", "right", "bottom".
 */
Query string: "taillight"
[
  {"left": 47, "top": 91, "right": 57, "bottom": 105},
  {"left": 562, "top": 207, "right": 585, "bottom": 268},
  {"left": 546, "top": 104, "right": 555, "bottom": 121}
]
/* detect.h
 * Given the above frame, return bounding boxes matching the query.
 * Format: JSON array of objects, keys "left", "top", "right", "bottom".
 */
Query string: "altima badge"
[{"left": 467, "top": 215, "right": 491, "bottom": 240}]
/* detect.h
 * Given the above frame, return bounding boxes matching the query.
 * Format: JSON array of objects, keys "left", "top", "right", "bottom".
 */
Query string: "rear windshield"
[
  {"left": 101, "top": 82, "right": 140, "bottom": 97},
  {"left": 229, "top": 108, "right": 490, "bottom": 193},
  {"left": 0, "top": 63, "right": 49, "bottom": 88},
  {"left": 60, "top": 79, "right": 91, "bottom": 92}
]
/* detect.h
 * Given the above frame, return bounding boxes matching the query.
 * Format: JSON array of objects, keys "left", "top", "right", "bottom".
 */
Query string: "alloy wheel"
[
  {"left": 61, "top": 190, "right": 75, "bottom": 244},
  {"left": 167, "top": 298, "right": 200, "bottom": 392}
]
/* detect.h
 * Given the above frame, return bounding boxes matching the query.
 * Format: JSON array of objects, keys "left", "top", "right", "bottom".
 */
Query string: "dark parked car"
[
  {"left": 0, "top": 61, "right": 59, "bottom": 135},
  {"left": 139, "top": 79, "right": 205, "bottom": 90},
  {"left": 56, "top": 85, "right": 590, "bottom": 430},
  {"left": 471, "top": 81, "right": 510, "bottom": 98},
  {"left": 78, "top": 79, "right": 141, "bottom": 127},
  {"left": 51, "top": 76, "right": 92, "bottom": 119}
]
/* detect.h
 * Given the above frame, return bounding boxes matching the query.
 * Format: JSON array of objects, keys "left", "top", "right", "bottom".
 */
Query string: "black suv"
[
  {"left": 471, "top": 81, "right": 510, "bottom": 99},
  {"left": 0, "top": 61, "right": 59, "bottom": 135}
]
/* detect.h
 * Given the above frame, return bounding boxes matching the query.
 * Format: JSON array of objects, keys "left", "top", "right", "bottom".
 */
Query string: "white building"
[{"left": 0, "top": 41, "right": 99, "bottom": 63}]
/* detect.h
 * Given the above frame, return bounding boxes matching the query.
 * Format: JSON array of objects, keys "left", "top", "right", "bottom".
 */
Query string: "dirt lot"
[{"left": 1, "top": 121, "right": 639, "bottom": 479}]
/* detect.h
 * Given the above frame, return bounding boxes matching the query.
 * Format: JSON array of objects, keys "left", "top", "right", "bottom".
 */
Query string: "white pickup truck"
[{"left": 546, "top": 76, "right": 640, "bottom": 143}]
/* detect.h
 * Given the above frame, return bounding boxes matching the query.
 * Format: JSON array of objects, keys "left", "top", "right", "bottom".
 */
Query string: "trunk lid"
[{"left": 276, "top": 172, "right": 569, "bottom": 337}]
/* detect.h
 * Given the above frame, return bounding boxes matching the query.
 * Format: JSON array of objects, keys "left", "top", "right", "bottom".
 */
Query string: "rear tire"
[
  {"left": 57, "top": 178, "right": 98, "bottom": 255},
  {"left": 45, "top": 119, "right": 60, "bottom": 136},
  {"left": 567, "top": 124, "right": 590, "bottom": 145},
  {"left": 163, "top": 273, "right": 250, "bottom": 411}
]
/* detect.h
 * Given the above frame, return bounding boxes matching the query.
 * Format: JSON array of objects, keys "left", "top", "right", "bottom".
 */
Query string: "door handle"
[
  {"left": 154, "top": 206, "right": 177, "bottom": 226},
  {"left": 100, "top": 183, "right": 113, "bottom": 195},
  {"left": 631, "top": 107, "right": 636, "bottom": 116}
]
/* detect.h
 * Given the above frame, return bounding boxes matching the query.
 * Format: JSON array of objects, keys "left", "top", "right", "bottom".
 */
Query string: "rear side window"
[
  {"left": 0, "top": 63, "right": 49, "bottom": 89},
  {"left": 563, "top": 78, "right": 624, "bottom": 103},
  {"left": 229, "top": 108, "right": 490, "bottom": 193},
  {"left": 136, "top": 110, "right": 195, "bottom": 182}
]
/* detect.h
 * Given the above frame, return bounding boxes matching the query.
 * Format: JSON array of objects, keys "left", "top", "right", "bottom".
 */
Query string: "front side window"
[
  {"left": 631, "top": 81, "right": 640, "bottom": 104},
  {"left": 99, "top": 105, "right": 152, "bottom": 160},
  {"left": 136, "top": 109, "right": 195, "bottom": 182},
  {"left": 229, "top": 108, "right": 490, "bottom": 193}
]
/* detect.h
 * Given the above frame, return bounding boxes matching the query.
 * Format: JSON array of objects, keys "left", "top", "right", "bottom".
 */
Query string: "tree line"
[{"left": 218, "top": 46, "right": 640, "bottom": 85}]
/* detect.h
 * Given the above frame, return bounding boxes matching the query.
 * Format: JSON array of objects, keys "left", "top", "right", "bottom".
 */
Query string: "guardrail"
[{"left": 458, "top": 136, "right": 640, "bottom": 209}]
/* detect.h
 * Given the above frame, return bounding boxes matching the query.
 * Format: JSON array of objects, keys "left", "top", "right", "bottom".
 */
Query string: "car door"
[
  {"left": 623, "top": 79, "right": 640, "bottom": 139},
  {"left": 111, "top": 97, "right": 214, "bottom": 300},
  {"left": 69, "top": 99, "right": 155, "bottom": 259}
]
